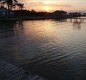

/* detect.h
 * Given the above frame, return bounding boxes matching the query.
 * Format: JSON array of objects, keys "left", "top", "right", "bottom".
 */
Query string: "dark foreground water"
[{"left": 0, "top": 18, "right": 86, "bottom": 80}]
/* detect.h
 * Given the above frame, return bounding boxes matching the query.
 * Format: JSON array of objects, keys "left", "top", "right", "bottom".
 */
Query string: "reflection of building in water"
[
  {"left": 54, "top": 18, "right": 67, "bottom": 22},
  {"left": 16, "top": 20, "right": 24, "bottom": 30},
  {"left": 73, "top": 20, "right": 81, "bottom": 30},
  {"left": 69, "top": 15, "right": 85, "bottom": 23},
  {"left": 69, "top": 17, "right": 85, "bottom": 30},
  {"left": 0, "top": 22, "right": 16, "bottom": 37},
  {"left": 0, "top": 21, "right": 24, "bottom": 37}
]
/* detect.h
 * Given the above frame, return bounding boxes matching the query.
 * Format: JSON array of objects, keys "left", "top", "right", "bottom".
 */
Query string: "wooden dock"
[{"left": 0, "top": 60, "right": 47, "bottom": 80}]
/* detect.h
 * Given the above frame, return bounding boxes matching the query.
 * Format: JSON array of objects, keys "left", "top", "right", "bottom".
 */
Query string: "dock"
[{"left": 0, "top": 60, "right": 47, "bottom": 80}]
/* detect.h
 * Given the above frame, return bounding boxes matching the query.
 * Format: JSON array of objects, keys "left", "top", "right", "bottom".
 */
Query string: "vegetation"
[{"left": 0, "top": 0, "right": 24, "bottom": 10}]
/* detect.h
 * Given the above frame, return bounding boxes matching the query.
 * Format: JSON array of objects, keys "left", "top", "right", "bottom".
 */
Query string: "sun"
[{"left": 42, "top": 6, "right": 51, "bottom": 12}]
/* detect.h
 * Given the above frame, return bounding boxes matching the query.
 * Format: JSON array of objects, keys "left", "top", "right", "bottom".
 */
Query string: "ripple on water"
[{"left": 0, "top": 19, "right": 86, "bottom": 80}]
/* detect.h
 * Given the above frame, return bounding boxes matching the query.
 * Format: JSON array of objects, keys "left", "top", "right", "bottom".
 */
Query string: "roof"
[{"left": 53, "top": 10, "right": 67, "bottom": 14}]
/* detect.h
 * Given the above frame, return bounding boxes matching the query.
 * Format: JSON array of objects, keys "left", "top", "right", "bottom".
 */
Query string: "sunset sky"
[{"left": 18, "top": 0, "right": 86, "bottom": 12}]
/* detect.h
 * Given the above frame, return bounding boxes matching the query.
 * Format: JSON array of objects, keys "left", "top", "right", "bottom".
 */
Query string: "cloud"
[
  {"left": 48, "top": 4, "right": 71, "bottom": 7},
  {"left": 17, "top": 0, "right": 86, "bottom": 12},
  {"left": 18, "top": 0, "right": 71, "bottom": 7}
]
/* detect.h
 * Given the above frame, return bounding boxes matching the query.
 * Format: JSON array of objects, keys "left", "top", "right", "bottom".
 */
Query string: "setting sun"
[{"left": 42, "top": 6, "right": 51, "bottom": 12}]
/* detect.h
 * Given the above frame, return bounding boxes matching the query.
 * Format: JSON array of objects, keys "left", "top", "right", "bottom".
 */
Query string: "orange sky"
[{"left": 18, "top": 0, "right": 86, "bottom": 12}]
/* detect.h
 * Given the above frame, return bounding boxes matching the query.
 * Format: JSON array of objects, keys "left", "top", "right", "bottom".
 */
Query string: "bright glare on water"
[{"left": 0, "top": 18, "right": 86, "bottom": 80}]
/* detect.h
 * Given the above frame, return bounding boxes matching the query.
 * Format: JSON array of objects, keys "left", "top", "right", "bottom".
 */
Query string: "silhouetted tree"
[
  {"left": 7, "top": 0, "right": 13, "bottom": 9},
  {"left": 7, "top": 0, "right": 19, "bottom": 10},
  {"left": 0, "top": 0, "right": 18, "bottom": 10},
  {"left": 17, "top": 3, "right": 24, "bottom": 10},
  {"left": 0, "top": 0, "right": 6, "bottom": 7}
]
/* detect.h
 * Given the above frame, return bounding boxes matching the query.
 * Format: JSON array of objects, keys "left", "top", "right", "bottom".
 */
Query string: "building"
[
  {"left": 0, "top": 7, "right": 14, "bottom": 18},
  {"left": 68, "top": 12, "right": 81, "bottom": 18},
  {"left": 51, "top": 10, "right": 67, "bottom": 19}
]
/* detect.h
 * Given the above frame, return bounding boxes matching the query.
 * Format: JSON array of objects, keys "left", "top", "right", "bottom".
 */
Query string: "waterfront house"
[
  {"left": 0, "top": 7, "right": 14, "bottom": 18},
  {"left": 0, "top": 7, "right": 7, "bottom": 17}
]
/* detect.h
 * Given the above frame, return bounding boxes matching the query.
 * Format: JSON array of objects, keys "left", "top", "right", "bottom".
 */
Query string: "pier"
[{"left": 0, "top": 60, "right": 47, "bottom": 80}]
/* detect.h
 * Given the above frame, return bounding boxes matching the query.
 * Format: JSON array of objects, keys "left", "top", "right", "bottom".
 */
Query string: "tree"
[
  {"left": 7, "top": 0, "right": 19, "bottom": 10},
  {"left": 17, "top": 3, "right": 24, "bottom": 10},
  {"left": 0, "top": 0, "right": 18, "bottom": 10},
  {"left": 0, "top": 0, "right": 6, "bottom": 7},
  {"left": 7, "top": 0, "right": 13, "bottom": 9}
]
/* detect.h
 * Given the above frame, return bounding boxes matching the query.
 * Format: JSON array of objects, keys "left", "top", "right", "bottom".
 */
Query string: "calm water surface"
[{"left": 0, "top": 18, "right": 86, "bottom": 80}]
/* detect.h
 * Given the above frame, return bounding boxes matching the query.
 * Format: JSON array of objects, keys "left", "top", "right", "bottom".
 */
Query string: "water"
[{"left": 0, "top": 18, "right": 86, "bottom": 80}]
